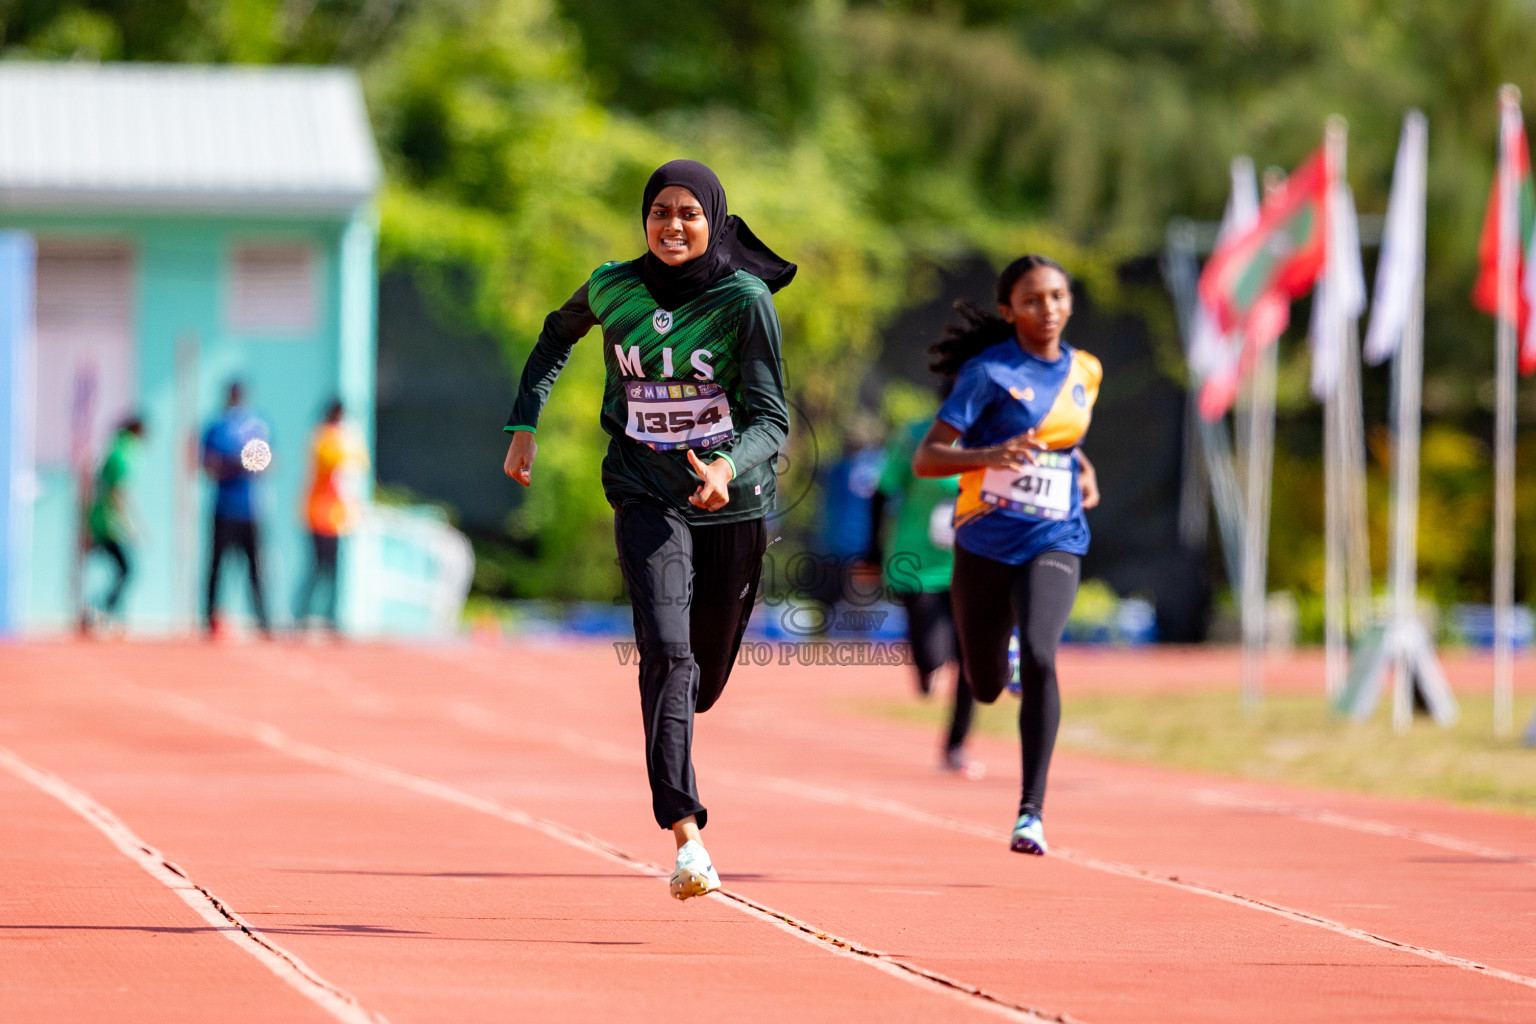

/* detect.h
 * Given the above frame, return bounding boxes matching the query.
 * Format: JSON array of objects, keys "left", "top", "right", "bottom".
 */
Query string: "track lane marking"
[
  {"left": 431, "top": 646, "right": 1536, "bottom": 867},
  {"left": 116, "top": 653, "right": 1536, "bottom": 998},
  {"left": 1190, "top": 789, "right": 1536, "bottom": 866},
  {"left": 0, "top": 746, "right": 389, "bottom": 1024},
  {"left": 115, "top": 683, "right": 1080, "bottom": 1024},
  {"left": 358, "top": 683, "right": 1536, "bottom": 994},
  {"left": 717, "top": 773, "right": 1536, "bottom": 992}
]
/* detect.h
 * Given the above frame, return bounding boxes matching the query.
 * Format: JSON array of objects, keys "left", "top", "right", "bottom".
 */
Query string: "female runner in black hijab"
[{"left": 504, "top": 160, "right": 794, "bottom": 900}]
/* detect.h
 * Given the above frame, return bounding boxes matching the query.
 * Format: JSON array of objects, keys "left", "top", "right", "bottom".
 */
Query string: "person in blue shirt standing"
[
  {"left": 202, "top": 380, "right": 273, "bottom": 638},
  {"left": 913, "top": 254, "right": 1100, "bottom": 858},
  {"left": 811, "top": 426, "right": 884, "bottom": 614}
]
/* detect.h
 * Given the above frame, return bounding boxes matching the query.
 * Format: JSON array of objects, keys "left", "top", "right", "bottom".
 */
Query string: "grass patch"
[{"left": 865, "top": 690, "right": 1536, "bottom": 816}]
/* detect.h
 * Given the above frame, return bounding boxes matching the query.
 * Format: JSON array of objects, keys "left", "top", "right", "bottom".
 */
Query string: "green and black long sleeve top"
[{"left": 506, "top": 260, "right": 789, "bottom": 523}]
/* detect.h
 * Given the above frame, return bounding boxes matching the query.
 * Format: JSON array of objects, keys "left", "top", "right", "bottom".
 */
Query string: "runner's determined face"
[
  {"left": 646, "top": 186, "right": 711, "bottom": 266},
  {"left": 999, "top": 266, "right": 1073, "bottom": 353}
]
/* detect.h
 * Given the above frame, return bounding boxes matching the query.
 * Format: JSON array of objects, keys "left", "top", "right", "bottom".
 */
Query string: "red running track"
[{"left": 0, "top": 641, "right": 1533, "bottom": 1023}]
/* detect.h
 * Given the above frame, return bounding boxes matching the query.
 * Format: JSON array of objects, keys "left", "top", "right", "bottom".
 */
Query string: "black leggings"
[
  {"left": 614, "top": 500, "right": 767, "bottom": 830},
  {"left": 207, "top": 516, "right": 270, "bottom": 632},
  {"left": 295, "top": 533, "right": 341, "bottom": 627},
  {"left": 898, "top": 590, "right": 974, "bottom": 755},
  {"left": 91, "top": 538, "right": 131, "bottom": 616},
  {"left": 951, "top": 547, "right": 1080, "bottom": 819}
]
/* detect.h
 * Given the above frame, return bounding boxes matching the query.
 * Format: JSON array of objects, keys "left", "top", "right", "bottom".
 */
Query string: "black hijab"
[{"left": 638, "top": 160, "right": 797, "bottom": 310}]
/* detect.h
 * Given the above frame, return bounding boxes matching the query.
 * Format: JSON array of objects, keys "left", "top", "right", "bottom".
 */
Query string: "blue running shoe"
[
  {"left": 1010, "top": 814, "right": 1048, "bottom": 855},
  {"left": 1006, "top": 634, "right": 1021, "bottom": 695}
]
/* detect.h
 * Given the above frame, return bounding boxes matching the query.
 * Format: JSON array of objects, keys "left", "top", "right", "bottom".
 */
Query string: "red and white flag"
[
  {"left": 1472, "top": 92, "right": 1536, "bottom": 375},
  {"left": 1196, "top": 145, "right": 1332, "bottom": 418},
  {"left": 1187, "top": 158, "right": 1259, "bottom": 409}
]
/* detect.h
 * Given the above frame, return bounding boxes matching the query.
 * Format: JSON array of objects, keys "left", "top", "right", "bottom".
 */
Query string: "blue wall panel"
[{"left": 0, "top": 231, "right": 34, "bottom": 635}]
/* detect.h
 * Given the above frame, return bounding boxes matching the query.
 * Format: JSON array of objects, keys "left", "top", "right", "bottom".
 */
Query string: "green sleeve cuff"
[
  {"left": 715, "top": 452, "right": 737, "bottom": 480},
  {"left": 504, "top": 425, "right": 536, "bottom": 434}
]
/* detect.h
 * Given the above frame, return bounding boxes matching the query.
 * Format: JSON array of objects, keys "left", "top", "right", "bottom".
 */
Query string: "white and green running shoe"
[
  {"left": 669, "top": 839, "right": 721, "bottom": 900},
  {"left": 1010, "top": 814, "right": 1048, "bottom": 855}
]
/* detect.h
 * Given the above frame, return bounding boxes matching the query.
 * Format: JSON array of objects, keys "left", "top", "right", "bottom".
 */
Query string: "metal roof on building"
[{"left": 0, "top": 62, "right": 381, "bottom": 213}]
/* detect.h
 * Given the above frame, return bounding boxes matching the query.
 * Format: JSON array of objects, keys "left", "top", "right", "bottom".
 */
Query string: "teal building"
[{"left": 0, "top": 62, "right": 382, "bottom": 635}]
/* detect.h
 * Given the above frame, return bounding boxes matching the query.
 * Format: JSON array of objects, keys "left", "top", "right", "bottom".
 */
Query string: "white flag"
[
  {"left": 1189, "top": 158, "right": 1259, "bottom": 386},
  {"left": 1363, "top": 111, "right": 1428, "bottom": 365},
  {"left": 1309, "top": 177, "right": 1367, "bottom": 398}
]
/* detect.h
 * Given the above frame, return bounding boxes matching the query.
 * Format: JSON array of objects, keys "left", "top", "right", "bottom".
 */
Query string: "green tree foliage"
[{"left": 3, "top": 0, "right": 1534, "bottom": 604}]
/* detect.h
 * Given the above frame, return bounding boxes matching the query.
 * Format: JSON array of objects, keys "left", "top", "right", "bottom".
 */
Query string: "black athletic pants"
[
  {"left": 92, "top": 538, "right": 131, "bottom": 616},
  {"left": 951, "top": 547, "right": 1080, "bottom": 818},
  {"left": 206, "top": 516, "right": 271, "bottom": 633},
  {"left": 295, "top": 532, "right": 341, "bottom": 627},
  {"left": 614, "top": 499, "right": 767, "bottom": 830},
  {"left": 898, "top": 590, "right": 975, "bottom": 755}
]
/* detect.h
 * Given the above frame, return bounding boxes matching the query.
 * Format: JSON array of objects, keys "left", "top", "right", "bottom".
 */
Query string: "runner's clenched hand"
[
  {"left": 503, "top": 431, "right": 537, "bottom": 486},
  {"left": 686, "top": 449, "right": 733, "bottom": 511},
  {"left": 979, "top": 428, "right": 1046, "bottom": 471}
]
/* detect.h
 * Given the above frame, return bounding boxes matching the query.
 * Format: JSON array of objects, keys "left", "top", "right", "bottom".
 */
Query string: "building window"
[{"left": 228, "top": 241, "right": 318, "bottom": 334}]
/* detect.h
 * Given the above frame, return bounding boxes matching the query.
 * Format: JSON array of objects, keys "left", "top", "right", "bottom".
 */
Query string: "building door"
[
  {"left": 27, "top": 240, "right": 135, "bottom": 629},
  {"left": 33, "top": 241, "right": 135, "bottom": 473}
]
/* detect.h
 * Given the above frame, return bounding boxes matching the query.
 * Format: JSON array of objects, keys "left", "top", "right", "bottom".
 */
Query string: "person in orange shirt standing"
[{"left": 295, "top": 399, "right": 367, "bottom": 634}]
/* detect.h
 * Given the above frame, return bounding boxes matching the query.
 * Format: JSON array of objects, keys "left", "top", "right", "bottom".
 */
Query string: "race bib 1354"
[{"left": 624, "top": 381, "right": 736, "bottom": 451}]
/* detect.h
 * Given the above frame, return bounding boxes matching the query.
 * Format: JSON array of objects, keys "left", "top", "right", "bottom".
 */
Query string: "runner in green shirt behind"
[
  {"left": 868, "top": 415, "right": 981, "bottom": 779},
  {"left": 81, "top": 416, "right": 145, "bottom": 634}
]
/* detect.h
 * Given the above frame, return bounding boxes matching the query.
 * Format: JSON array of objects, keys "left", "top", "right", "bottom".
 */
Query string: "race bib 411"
[
  {"left": 979, "top": 451, "right": 1074, "bottom": 520},
  {"left": 624, "top": 381, "right": 736, "bottom": 451}
]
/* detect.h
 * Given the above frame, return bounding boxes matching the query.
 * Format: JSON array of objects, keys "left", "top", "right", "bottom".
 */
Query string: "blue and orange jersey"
[{"left": 935, "top": 338, "right": 1101, "bottom": 565}]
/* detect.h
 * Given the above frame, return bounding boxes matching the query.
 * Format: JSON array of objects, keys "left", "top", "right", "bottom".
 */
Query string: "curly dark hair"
[{"left": 928, "top": 254, "right": 1070, "bottom": 378}]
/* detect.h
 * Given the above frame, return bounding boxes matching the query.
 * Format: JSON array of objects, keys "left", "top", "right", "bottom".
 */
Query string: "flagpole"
[
  {"left": 1162, "top": 216, "right": 1248, "bottom": 591},
  {"left": 1338, "top": 109, "right": 1458, "bottom": 728},
  {"left": 1325, "top": 374, "right": 1347, "bottom": 698},
  {"left": 1495, "top": 85, "right": 1520, "bottom": 737},
  {"left": 1391, "top": 111, "right": 1430, "bottom": 734},
  {"left": 1240, "top": 166, "right": 1289, "bottom": 711},
  {"left": 1342, "top": 317, "right": 1373, "bottom": 636},
  {"left": 1323, "top": 118, "right": 1348, "bottom": 700},
  {"left": 1241, "top": 334, "right": 1276, "bottom": 710}
]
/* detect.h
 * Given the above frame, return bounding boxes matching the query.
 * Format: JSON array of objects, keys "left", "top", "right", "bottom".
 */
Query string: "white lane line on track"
[
  {"left": 433, "top": 647, "right": 1536, "bottom": 869},
  {"left": 118, "top": 684, "right": 1080, "bottom": 1024},
  {"left": 0, "top": 746, "right": 389, "bottom": 1024},
  {"left": 404, "top": 692, "right": 1536, "bottom": 994},
  {"left": 1191, "top": 789, "right": 1536, "bottom": 866},
  {"left": 709, "top": 773, "right": 1536, "bottom": 992},
  {"left": 250, "top": 650, "right": 1536, "bottom": 996}
]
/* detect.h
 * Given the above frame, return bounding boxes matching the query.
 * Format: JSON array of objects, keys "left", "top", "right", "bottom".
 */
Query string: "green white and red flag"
[
  {"left": 1472, "top": 96, "right": 1536, "bottom": 375},
  {"left": 1196, "top": 146, "right": 1332, "bottom": 418}
]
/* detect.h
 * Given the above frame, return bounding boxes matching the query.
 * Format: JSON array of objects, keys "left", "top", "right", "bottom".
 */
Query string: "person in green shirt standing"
[
  {"left": 81, "top": 416, "right": 145, "bottom": 634},
  {"left": 868, "top": 414, "right": 981, "bottom": 779}
]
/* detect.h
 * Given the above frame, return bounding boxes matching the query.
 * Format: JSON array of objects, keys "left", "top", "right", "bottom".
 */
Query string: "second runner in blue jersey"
[{"left": 913, "top": 254, "right": 1102, "bottom": 859}]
